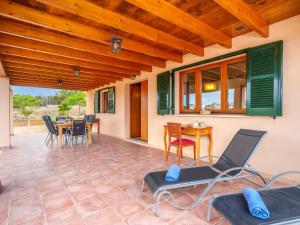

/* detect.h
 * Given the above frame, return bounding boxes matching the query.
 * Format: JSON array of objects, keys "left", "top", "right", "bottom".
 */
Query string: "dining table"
[
  {"left": 55, "top": 121, "right": 92, "bottom": 148},
  {"left": 163, "top": 124, "right": 213, "bottom": 163}
]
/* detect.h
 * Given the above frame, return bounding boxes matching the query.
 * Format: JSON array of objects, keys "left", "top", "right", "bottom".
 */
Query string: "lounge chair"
[
  {"left": 207, "top": 171, "right": 300, "bottom": 225},
  {"left": 142, "top": 129, "right": 267, "bottom": 214}
]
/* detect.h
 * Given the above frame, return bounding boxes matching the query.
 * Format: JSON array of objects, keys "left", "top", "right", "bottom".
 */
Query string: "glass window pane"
[
  {"left": 201, "top": 67, "right": 221, "bottom": 110},
  {"left": 227, "top": 61, "right": 247, "bottom": 109},
  {"left": 182, "top": 73, "right": 196, "bottom": 110}
]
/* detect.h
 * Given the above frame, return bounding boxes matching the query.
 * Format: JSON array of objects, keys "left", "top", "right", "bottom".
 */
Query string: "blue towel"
[
  {"left": 243, "top": 188, "right": 270, "bottom": 219},
  {"left": 165, "top": 164, "right": 181, "bottom": 182}
]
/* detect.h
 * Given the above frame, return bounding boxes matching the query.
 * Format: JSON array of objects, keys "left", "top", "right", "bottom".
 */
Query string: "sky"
[{"left": 12, "top": 86, "right": 59, "bottom": 96}]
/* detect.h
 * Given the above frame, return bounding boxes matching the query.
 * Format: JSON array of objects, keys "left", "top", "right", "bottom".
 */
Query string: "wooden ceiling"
[{"left": 0, "top": 0, "right": 299, "bottom": 90}]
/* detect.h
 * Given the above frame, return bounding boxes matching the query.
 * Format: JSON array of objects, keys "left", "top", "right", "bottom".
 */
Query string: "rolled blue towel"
[
  {"left": 243, "top": 187, "right": 270, "bottom": 219},
  {"left": 165, "top": 164, "right": 181, "bottom": 182}
]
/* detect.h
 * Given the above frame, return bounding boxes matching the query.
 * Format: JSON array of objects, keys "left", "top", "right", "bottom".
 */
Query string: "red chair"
[{"left": 166, "top": 122, "right": 196, "bottom": 164}]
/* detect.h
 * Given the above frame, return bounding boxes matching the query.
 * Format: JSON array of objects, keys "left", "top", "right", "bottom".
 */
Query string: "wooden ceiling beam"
[
  {"left": 33, "top": 0, "right": 204, "bottom": 56},
  {"left": 0, "top": 46, "right": 140, "bottom": 75},
  {"left": 214, "top": 0, "right": 269, "bottom": 37},
  {"left": 125, "top": 0, "right": 231, "bottom": 48},
  {"left": 3, "top": 62, "right": 123, "bottom": 80},
  {"left": 9, "top": 78, "right": 97, "bottom": 91},
  {"left": 5, "top": 68, "right": 118, "bottom": 83},
  {"left": 8, "top": 73, "right": 108, "bottom": 86},
  {"left": 0, "top": 19, "right": 163, "bottom": 69},
  {"left": 8, "top": 75, "right": 107, "bottom": 88},
  {"left": 105, "top": 0, "right": 123, "bottom": 10},
  {"left": 0, "top": 33, "right": 148, "bottom": 72},
  {"left": 10, "top": 82, "right": 93, "bottom": 91},
  {"left": 0, "top": 0, "right": 181, "bottom": 63},
  {"left": 1, "top": 55, "right": 132, "bottom": 78}
]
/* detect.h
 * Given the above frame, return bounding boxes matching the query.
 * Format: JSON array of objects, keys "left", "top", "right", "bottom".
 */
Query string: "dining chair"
[
  {"left": 42, "top": 115, "right": 59, "bottom": 145},
  {"left": 69, "top": 120, "right": 87, "bottom": 147},
  {"left": 166, "top": 122, "right": 196, "bottom": 164}
]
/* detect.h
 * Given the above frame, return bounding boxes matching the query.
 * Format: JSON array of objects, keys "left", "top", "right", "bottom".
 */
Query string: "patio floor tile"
[
  {"left": 0, "top": 127, "right": 268, "bottom": 225},
  {"left": 76, "top": 196, "right": 107, "bottom": 216},
  {"left": 46, "top": 206, "right": 85, "bottom": 225},
  {"left": 84, "top": 207, "right": 123, "bottom": 225}
]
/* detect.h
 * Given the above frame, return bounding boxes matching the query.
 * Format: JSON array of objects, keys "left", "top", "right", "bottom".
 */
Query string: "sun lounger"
[
  {"left": 207, "top": 171, "right": 300, "bottom": 225},
  {"left": 142, "top": 129, "right": 267, "bottom": 214}
]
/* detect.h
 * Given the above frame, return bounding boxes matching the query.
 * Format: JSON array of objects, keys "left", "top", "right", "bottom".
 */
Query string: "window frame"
[
  {"left": 179, "top": 55, "right": 246, "bottom": 114},
  {"left": 96, "top": 87, "right": 115, "bottom": 114}
]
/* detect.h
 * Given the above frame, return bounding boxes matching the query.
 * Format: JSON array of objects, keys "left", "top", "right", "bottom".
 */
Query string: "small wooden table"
[
  {"left": 56, "top": 122, "right": 92, "bottom": 148},
  {"left": 163, "top": 125, "right": 213, "bottom": 163}
]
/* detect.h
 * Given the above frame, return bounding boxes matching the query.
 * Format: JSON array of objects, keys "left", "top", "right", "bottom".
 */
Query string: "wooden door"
[
  {"left": 130, "top": 83, "right": 141, "bottom": 138},
  {"left": 141, "top": 80, "right": 148, "bottom": 141}
]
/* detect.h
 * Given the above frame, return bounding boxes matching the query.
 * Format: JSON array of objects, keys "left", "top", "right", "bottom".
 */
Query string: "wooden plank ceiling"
[{"left": 0, "top": 0, "right": 299, "bottom": 91}]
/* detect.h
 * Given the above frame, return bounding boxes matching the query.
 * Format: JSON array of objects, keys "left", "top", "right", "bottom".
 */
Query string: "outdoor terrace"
[{"left": 0, "top": 127, "right": 264, "bottom": 225}]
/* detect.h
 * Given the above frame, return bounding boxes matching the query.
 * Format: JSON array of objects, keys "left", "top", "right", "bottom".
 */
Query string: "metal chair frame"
[
  {"left": 68, "top": 120, "right": 88, "bottom": 148},
  {"left": 142, "top": 130, "right": 267, "bottom": 215}
]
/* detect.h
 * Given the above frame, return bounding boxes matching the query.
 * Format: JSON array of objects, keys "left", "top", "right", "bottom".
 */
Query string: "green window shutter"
[
  {"left": 157, "top": 71, "right": 173, "bottom": 115},
  {"left": 94, "top": 91, "right": 100, "bottom": 113},
  {"left": 108, "top": 87, "right": 115, "bottom": 114},
  {"left": 246, "top": 41, "right": 283, "bottom": 117}
]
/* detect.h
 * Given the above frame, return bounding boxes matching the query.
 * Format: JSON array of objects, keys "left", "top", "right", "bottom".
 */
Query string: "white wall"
[
  {"left": 88, "top": 15, "right": 300, "bottom": 176},
  {"left": 0, "top": 77, "right": 11, "bottom": 148}
]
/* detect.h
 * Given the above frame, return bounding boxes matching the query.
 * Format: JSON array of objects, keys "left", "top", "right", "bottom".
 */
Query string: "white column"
[
  {"left": 0, "top": 77, "right": 11, "bottom": 148},
  {"left": 86, "top": 90, "right": 95, "bottom": 114},
  {"left": 10, "top": 87, "right": 14, "bottom": 136}
]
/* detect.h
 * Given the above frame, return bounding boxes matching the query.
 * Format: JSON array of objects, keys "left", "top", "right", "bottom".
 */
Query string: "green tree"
[
  {"left": 13, "top": 94, "right": 41, "bottom": 109},
  {"left": 58, "top": 103, "right": 72, "bottom": 116},
  {"left": 13, "top": 94, "right": 41, "bottom": 125},
  {"left": 63, "top": 91, "right": 86, "bottom": 113},
  {"left": 20, "top": 108, "right": 33, "bottom": 119}
]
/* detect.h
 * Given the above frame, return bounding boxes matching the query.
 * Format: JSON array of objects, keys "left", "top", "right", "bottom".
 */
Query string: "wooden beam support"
[
  {"left": 8, "top": 73, "right": 108, "bottom": 86},
  {"left": 10, "top": 81, "right": 94, "bottom": 91},
  {"left": 125, "top": 0, "right": 231, "bottom": 48},
  {"left": 1, "top": 55, "right": 132, "bottom": 78},
  {"left": 4, "top": 62, "right": 123, "bottom": 80},
  {"left": 33, "top": 0, "right": 204, "bottom": 56},
  {"left": 0, "top": 33, "right": 148, "bottom": 72},
  {"left": 0, "top": 46, "right": 140, "bottom": 75},
  {"left": 214, "top": 0, "right": 269, "bottom": 37},
  {"left": 8, "top": 77, "right": 99, "bottom": 88},
  {"left": 0, "top": 0, "right": 181, "bottom": 62},
  {"left": 0, "top": 19, "right": 163, "bottom": 68},
  {"left": 8, "top": 75, "right": 106, "bottom": 88},
  {"left": 7, "top": 75, "right": 111, "bottom": 89},
  {"left": 5, "top": 68, "right": 118, "bottom": 83}
]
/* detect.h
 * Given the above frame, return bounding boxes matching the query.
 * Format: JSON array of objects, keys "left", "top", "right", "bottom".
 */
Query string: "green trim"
[
  {"left": 246, "top": 41, "right": 283, "bottom": 117},
  {"left": 171, "top": 71, "right": 175, "bottom": 114},
  {"left": 172, "top": 49, "right": 248, "bottom": 73},
  {"left": 157, "top": 71, "right": 171, "bottom": 115},
  {"left": 94, "top": 91, "right": 100, "bottom": 114}
]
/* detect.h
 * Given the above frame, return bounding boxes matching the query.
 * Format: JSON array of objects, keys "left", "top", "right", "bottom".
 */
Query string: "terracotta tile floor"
[{"left": 0, "top": 127, "right": 263, "bottom": 225}]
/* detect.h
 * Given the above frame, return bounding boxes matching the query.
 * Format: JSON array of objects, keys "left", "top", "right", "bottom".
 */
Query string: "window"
[
  {"left": 227, "top": 61, "right": 246, "bottom": 110},
  {"left": 201, "top": 67, "right": 221, "bottom": 111},
  {"left": 95, "top": 87, "right": 115, "bottom": 114},
  {"left": 179, "top": 56, "right": 246, "bottom": 114},
  {"left": 101, "top": 90, "right": 109, "bottom": 113}
]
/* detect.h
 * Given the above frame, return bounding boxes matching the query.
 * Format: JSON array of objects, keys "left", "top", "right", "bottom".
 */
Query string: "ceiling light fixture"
[
  {"left": 111, "top": 29, "right": 122, "bottom": 53},
  {"left": 56, "top": 80, "right": 63, "bottom": 87},
  {"left": 131, "top": 74, "right": 136, "bottom": 80},
  {"left": 204, "top": 82, "right": 217, "bottom": 92},
  {"left": 73, "top": 68, "right": 80, "bottom": 77}
]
